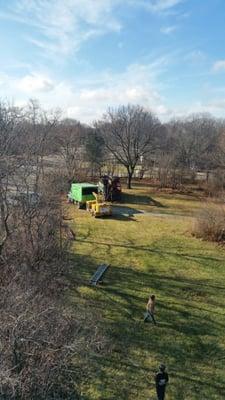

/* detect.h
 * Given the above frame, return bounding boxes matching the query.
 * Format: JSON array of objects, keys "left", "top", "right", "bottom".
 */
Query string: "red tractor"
[{"left": 99, "top": 175, "right": 122, "bottom": 202}]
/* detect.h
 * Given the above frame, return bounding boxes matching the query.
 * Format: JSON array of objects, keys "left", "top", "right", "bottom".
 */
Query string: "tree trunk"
[{"left": 127, "top": 169, "right": 133, "bottom": 189}]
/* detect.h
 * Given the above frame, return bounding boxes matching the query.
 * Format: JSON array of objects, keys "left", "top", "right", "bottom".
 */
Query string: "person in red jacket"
[{"left": 155, "top": 364, "right": 169, "bottom": 400}]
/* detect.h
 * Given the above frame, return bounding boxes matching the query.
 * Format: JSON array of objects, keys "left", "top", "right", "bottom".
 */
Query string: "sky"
[{"left": 0, "top": 0, "right": 225, "bottom": 123}]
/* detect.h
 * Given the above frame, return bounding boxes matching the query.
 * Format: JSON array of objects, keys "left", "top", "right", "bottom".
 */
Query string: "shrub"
[
  {"left": 0, "top": 281, "right": 107, "bottom": 400},
  {"left": 193, "top": 204, "right": 225, "bottom": 243},
  {"left": 206, "top": 169, "right": 225, "bottom": 197}
]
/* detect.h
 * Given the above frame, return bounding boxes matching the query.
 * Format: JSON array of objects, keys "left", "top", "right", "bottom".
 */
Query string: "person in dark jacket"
[{"left": 155, "top": 364, "right": 169, "bottom": 400}]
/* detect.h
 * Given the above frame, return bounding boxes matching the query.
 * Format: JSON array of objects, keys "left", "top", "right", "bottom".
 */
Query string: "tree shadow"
[
  {"left": 122, "top": 192, "right": 164, "bottom": 207},
  {"left": 111, "top": 205, "right": 142, "bottom": 220},
  {"left": 74, "top": 237, "right": 223, "bottom": 265}
]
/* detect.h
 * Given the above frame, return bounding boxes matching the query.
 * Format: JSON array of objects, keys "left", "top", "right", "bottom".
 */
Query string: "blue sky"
[{"left": 0, "top": 0, "right": 225, "bottom": 122}]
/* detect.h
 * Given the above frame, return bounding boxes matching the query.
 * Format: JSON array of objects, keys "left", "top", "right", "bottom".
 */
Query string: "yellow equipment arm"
[{"left": 92, "top": 192, "right": 103, "bottom": 203}]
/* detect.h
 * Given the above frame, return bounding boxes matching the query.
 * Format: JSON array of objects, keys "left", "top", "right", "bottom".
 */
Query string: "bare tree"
[
  {"left": 171, "top": 115, "right": 219, "bottom": 168},
  {"left": 22, "top": 99, "right": 60, "bottom": 191},
  {"left": 56, "top": 119, "right": 85, "bottom": 184},
  {"left": 165, "top": 114, "right": 222, "bottom": 187},
  {"left": 0, "top": 102, "right": 24, "bottom": 257},
  {"left": 96, "top": 105, "right": 161, "bottom": 188},
  {"left": 85, "top": 127, "right": 104, "bottom": 178},
  {"left": 212, "top": 123, "right": 225, "bottom": 170}
]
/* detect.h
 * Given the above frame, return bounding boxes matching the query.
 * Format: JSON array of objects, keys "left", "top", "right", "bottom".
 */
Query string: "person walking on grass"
[
  {"left": 155, "top": 364, "right": 169, "bottom": 400},
  {"left": 144, "top": 294, "right": 156, "bottom": 324}
]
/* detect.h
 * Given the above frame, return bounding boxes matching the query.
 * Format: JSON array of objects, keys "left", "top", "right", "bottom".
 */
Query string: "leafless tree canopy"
[
  {"left": 166, "top": 114, "right": 221, "bottom": 170},
  {"left": 96, "top": 105, "right": 162, "bottom": 188}
]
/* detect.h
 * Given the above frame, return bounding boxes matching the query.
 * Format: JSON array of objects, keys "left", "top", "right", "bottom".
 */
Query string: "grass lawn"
[
  {"left": 66, "top": 185, "right": 225, "bottom": 400},
  {"left": 121, "top": 184, "right": 207, "bottom": 216}
]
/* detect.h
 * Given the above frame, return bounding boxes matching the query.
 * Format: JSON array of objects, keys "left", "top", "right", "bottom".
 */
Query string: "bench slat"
[{"left": 90, "top": 264, "right": 109, "bottom": 285}]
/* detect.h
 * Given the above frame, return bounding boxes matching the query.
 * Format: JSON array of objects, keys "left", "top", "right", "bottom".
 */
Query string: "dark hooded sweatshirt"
[{"left": 155, "top": 371, "right": 169, "bottom": 399}]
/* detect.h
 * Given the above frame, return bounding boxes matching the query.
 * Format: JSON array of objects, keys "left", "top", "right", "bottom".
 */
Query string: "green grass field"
[{"left": 66, "top": 185, "right": 225, "bottom": 400}]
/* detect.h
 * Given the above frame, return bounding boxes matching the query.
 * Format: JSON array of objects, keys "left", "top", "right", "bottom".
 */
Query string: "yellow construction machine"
[{"left": 86, "top": 192, "right": 112, "bottom": 217}]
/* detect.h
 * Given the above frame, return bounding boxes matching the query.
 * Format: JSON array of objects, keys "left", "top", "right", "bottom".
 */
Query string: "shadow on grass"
[
  {"left": 74, "top": 238, "right": 223, "bottom": 265},
  {"left": 110, "top": 205, "right": 142, "bottom": 221},
  {"left": 68, "top": 251, "right": 225, "bottom": 399},
  {"left": 122, "top": 192, "right": 164, "bottom": 207}
]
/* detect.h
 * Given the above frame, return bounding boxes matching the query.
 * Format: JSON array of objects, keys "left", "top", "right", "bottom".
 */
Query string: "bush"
[
  {"left": 206, "top": 169, "right": 225, "bottom": 197},
  {"left": 0, "top": 279, "right": 108, "bottom": 400},
  {"left": 193, "top": 205, "right": 225, "bottom": 243}
]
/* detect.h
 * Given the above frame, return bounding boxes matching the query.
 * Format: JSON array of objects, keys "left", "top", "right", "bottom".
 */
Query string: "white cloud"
[
  {"left": 142, "top": 0, "right": 184, "bottom": 13},
  {"left": 63, "top": 62, "right": 170, "bottom": 121},
  {"left": 160, "top": 25, "right": 177, "bottom": 34},
  {"left": 0, "top": 0, "right": 122, "bottom": 57},
  {"left": 0, "top": 0, "right": 185, "bottom": 58},
  {"left": 0, "top": 59, "right": 171, "bottom": 122},
  {"left": 213, "top": 60, "right": 225, "bottom": 72},
  {"left": 206, "top": 99, "right": 225, "bottom": 111},
  {"left": 169, "top": 98, "right": 225, "bottom": 119},
  {"left": 155, "top": 0, "right": 183, "bottom": 11},
  {"left": 3, "top": 65, "right": 225, "bottom": 122},
  {"left": 185, "top": 50, "right": 206, "bottom": 63},
  {"left": 16, "top": 73, "right": 54, "bottom": 93}
]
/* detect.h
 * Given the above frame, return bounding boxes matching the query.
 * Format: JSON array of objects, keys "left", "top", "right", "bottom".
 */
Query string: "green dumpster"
[{"left": 68, "top": 183, "right": 98, "bottom": 209}]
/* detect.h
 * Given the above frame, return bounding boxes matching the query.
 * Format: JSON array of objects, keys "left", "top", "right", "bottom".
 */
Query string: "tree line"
[
  {"left": 55, "top": 104, "right": 225, "bottom": 190},
  {"left": 2, "top": 100, "right": 225, "bottom": 190}
]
